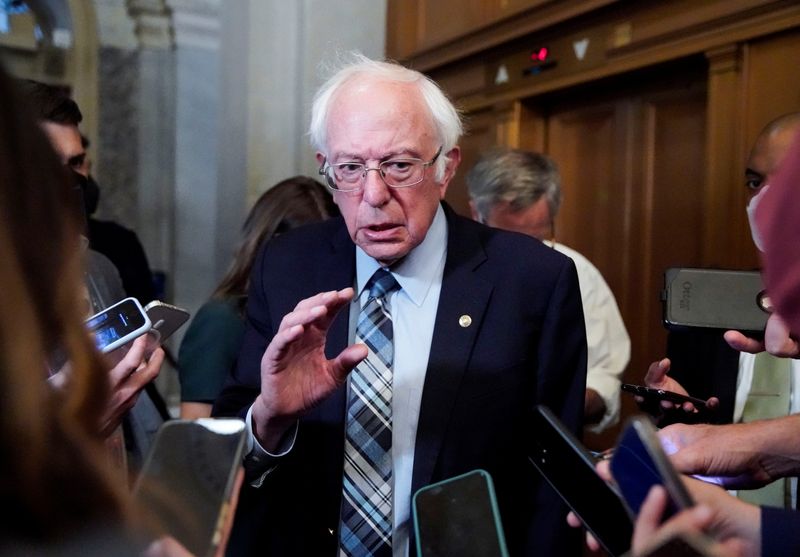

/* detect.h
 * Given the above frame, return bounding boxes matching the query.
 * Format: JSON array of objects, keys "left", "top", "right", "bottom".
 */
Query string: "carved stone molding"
[
  {"left": 166, "top": 0, "right": 220, "bottom": 50},
  {"left": 127, "top": 0, "right": 173, "bottom": 49}
]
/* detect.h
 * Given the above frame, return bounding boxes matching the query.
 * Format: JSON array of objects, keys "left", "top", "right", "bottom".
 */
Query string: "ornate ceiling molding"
[
  {"left": 165, "top": 0, "right": 219, "bottom": 50},
  {"left": 126, "top": 0, "right": 173, "bottom": 49}
]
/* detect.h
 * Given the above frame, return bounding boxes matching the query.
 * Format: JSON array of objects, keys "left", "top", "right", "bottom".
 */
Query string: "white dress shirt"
[
  {"left": 549, "top": 242, "right": 631, "bottom": 432},
  {"left": 353, "top": 205, "right": 447, "bottom": 557}
]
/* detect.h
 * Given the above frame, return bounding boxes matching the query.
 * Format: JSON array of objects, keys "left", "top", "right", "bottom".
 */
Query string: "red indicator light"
[{"left": 530, "top": 47, "right": 548, "bottom": 62}]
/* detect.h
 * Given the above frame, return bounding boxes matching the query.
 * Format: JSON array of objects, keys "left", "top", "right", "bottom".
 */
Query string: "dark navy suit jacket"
[{"left": 213, "top": 205, "right": 587, "bottom": 556}]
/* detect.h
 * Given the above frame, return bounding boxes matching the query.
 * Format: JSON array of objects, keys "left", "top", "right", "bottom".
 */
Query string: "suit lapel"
[
  {"left": 411, "top": 208, "right": 493, "bottom": 492},
  {"left": 311, "top": 219, "right": 355, "bottom": 423}
]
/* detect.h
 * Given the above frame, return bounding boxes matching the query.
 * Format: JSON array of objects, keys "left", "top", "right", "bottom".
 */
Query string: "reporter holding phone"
[
  {"left": 0, "top": 64, "right": 205, "bottom": 557},
  {"left": 21, "top": 79, "right": 170, "bottom": 477}
]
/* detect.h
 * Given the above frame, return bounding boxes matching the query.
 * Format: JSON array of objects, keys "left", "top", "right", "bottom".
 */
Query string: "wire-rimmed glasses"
[{"left": 318, "top": 147, "right": 442, "bottom": 192}]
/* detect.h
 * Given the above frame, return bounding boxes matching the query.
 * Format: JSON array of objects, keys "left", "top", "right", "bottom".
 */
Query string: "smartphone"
[
  {"left": 413, "top": 469, "right": 509, "bottom": 557},
  {"left": 145, "top": 300, "right": 191, "bottom": 344},
  {"left": 662, "top": 268, "right": 769, "bottom": 332},
  {"left": 528, "top": 405, "right": 632, "bottom": 556},
  {"left": 621, "top": 384, "right": 710, "bottom": 409},
  {"left": 85, "top": 297, "right": 151, "bottom": 354},
  {"left": 132, "top": 419, "right": 246, "bottom": 557},
  {"left": 610, "top": 415, "right": 694, "bottom": 521}
]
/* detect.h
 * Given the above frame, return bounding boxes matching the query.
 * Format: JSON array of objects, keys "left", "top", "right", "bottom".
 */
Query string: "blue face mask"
[{"left": 746, "top": 184, "right": 770, "bottom": 252}]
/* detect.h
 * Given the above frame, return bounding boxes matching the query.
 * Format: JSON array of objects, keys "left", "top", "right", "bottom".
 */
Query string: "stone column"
[
  {"left": 166, "top": 0, "right": 221, "bottom": 314},
  {"left": 128, "top": 0, "right": 176, "bottom": 296}
]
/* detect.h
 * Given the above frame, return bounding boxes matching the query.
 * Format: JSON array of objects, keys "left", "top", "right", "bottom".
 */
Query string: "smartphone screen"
[
  {"left": 413, "top": 469, "right": 509, "bottom": 557},
  {"left": 132, "top": 419, "right": 246, "bottom": 557},
  {"left": 86, "top": 297, "right": 149, "bottom": 353},
  {"left": 529, "top": 405, "right": 631, "bottom": 556},
  {"left": 611, "top": 417, "right": 693, "bottom": 521}
]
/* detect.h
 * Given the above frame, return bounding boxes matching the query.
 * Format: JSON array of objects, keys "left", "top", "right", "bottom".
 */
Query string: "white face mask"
[{"left": 746, "top": 184, "right": 770, "bottom": 252}]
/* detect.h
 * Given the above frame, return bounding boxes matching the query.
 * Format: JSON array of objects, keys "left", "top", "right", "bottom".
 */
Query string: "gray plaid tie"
[{"left": 339, "top": 268, "right": 399, "bottom": 557}]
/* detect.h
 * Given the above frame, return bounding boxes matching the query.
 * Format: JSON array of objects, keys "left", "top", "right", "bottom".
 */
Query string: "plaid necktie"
[{"left": 339, "top": 268, "right": 399, "bottom": 557}]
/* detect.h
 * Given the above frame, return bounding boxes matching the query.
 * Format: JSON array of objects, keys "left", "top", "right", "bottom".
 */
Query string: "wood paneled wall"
[{"left": 388, "top": 0, "right": 800, "bottom": 447}]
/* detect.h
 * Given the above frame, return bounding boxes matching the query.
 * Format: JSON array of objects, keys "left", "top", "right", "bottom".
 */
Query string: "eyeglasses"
[{"left": 318, "top": 147, "right": 442, "bottom": 192}]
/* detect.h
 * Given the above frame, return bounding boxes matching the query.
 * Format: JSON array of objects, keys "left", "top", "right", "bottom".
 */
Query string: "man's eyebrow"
[
  {"left": 744, "top": 168, "right": 762, "bottom": 176},
  {"left": 331, "top": 149, "right": 422, "bottom": 161}
]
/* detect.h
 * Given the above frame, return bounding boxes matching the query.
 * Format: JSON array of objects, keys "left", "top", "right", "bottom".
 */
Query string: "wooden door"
[{"left": 542, "top": 60, "right": 709, "bottom": 447}]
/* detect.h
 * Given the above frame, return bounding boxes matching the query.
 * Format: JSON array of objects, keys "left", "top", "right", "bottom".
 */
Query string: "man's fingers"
[
  {"left": 312, "top": 288, "right": 356, "bottom": 331},
  {"left": 263, "top": 324, "right": 305, "bottom": 366},
  {"left": 278, "top": 289, "right": 354, "bottom": 333},
  {"left": 645, "top": 358, "right": 671, "bottom": 386},
  {"left": 134, "top": 347, "right": 164, "bottom": 385},
  {"left": 330, "top": 344, "right": 369, "bottom": 384},
  {"left": 565, "top": 511, "right": 600, "bottom": 552},
  {"left": 632, "top": 485, "right": 668, "bottom": 547},
  {"left": 763, "top": 314, "right": 800, "bottom": 356},
  {"left": 290, "top": 290, "right": 341, "bottom": 312},
  {"left": 596, "top": 459, "right": 612, "bottom": 482},
  {"left": 723, "top": 330, "right": 764, "bottom": 353},
  {"left": 107, "top": 335, "right": 150, "bottom": 385}
]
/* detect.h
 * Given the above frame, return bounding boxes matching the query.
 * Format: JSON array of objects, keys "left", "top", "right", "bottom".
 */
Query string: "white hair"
[{"left": 309, "top": 52, "right": 463, "bottom": 181}]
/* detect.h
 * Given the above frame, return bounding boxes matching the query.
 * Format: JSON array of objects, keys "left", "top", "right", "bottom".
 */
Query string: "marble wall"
[
  {"left": 91, "top": 0, "right": 387, "bottom": 410},
  {"left": 95, "top": 45, "right": 139, "bottom": 228}
]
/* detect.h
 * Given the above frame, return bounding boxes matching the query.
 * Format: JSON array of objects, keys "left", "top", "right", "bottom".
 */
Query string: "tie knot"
[{"left": 367, "top": 268, "right": 399, "bottom": 300}]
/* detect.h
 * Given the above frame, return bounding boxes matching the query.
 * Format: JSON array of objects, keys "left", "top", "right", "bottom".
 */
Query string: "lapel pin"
[{"left": 459, "top": 315, "right": 472, "bottom": 328}]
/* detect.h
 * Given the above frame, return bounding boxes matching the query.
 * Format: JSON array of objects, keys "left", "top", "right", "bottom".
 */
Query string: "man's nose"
[{"left": 361, "top": 167, "right": 391, "bottom": 207}]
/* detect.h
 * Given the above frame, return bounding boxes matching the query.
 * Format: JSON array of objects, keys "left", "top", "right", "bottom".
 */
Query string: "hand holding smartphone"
[
  {"left": 145, "top": 300, "right": 191, "bottom": 344},
  {"left": 85, "top": 297, "right": 151, "bottom": 354},
  {"left": 662, "top": 268, "right": 769, "bottom": 333},
  {"left": 610, "top": 416, "right": 694, "bottom": 522},
  {"left": 132, "top": 419, "right": 246, "bottom": 557},
  {"left": 621, "top": 384, "right": 712, "bottom": 410},
  {"left": 529, "top": 405, "right": 632, "bottom": 556}
]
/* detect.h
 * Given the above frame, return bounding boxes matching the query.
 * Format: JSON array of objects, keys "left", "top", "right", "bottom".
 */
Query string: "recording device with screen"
[
  {"left": 132, "top": 419, "right": 247, "bottom": 557},
  {"left": 413, "top": 469, "right": 509, "bottom": 557},
  {"left": 611, "top": 415, "right": 694, "bottom": 521},
  {"left": 85, "top": 297, "right": 151, "bottom": 354},
  {"left": 662, "top": 268, "right": 769, "bottom": 333},
  {"left": 528, "top": 405, "right": 632, "bottom": 556}
]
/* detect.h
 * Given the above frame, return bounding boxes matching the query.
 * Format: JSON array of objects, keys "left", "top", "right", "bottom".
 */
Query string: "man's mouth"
[{"left": 367, "top": 223, "right": 398, "bottom": 232}]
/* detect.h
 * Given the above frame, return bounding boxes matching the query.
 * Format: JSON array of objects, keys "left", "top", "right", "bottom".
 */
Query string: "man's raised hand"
[{"left": 252, "top": 288, "right": 367, "bottom": 451}]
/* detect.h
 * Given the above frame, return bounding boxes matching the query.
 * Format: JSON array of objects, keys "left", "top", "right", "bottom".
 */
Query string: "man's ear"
[
  {"left": 438, "top": 146, "right": 461, "bottom": 200},
  {"left": 316, "top": 152, "right": 326, "bottom": 166}
]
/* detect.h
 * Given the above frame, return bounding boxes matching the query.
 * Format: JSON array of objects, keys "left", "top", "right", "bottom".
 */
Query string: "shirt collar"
[{"left": 356, "top": 204, "right": 447, "bottom": 307}]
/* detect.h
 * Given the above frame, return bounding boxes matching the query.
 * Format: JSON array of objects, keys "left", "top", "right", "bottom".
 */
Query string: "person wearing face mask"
[
  {"left": 77, "top": 134, "right": 158, "bottom": 307},
  {"left": 638, "top": 112, "right": 800, "bottom": 508},
  {"left": 19, "top": 78, "right": 169, "bottom": 479}
]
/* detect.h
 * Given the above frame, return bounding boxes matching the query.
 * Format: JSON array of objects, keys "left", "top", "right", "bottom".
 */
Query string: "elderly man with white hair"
[{"left": 214, "top": 53, "right": 587, "bottom": 557}]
